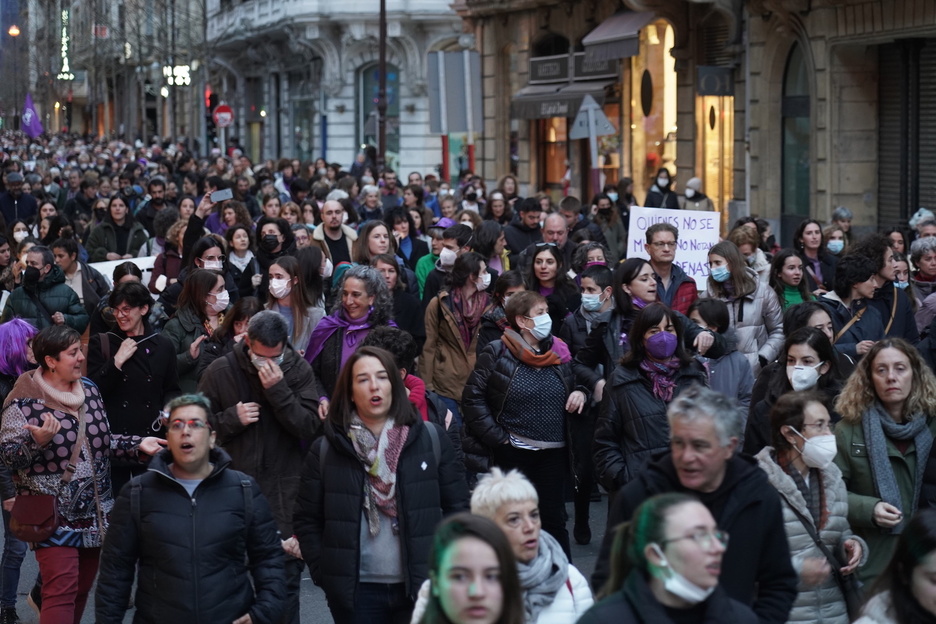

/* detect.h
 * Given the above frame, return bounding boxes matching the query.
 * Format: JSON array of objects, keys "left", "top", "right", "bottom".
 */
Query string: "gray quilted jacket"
[{"left": 755, "top": 448, "right": 868, "bottom": 624}]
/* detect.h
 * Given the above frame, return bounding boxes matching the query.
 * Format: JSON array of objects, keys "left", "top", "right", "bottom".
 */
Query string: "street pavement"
[{"left": 9, "top": 497, "right": 609, "bottom": 623}]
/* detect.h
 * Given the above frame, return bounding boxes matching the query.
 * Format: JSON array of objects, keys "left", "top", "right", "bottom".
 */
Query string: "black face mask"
[
  {"left": 23, "top": 266, "right": 40, "bottom": 287},
  {"left": 260, "top": 234, "right": 280, "bottom": 251}
]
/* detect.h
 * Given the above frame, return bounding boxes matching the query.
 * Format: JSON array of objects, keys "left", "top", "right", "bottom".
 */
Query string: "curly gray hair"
[{"left": 333, "top": 264, "right": 395, "bottom": 327}]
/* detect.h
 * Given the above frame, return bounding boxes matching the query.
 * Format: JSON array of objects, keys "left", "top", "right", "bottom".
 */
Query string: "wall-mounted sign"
[{"left": 57, "top": 10, "right": 74, "bottom": 81}]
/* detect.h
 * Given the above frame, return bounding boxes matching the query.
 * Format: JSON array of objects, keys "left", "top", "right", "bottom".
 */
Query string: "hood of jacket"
[
  {"left": 508, "top": 220, "right": 540, "bottom": 234},
  {"left": 36, "top": 263, "right": 67, "bottom": 291},
  {"left": 312, "top": 223, "right": 358, "bottom": 243},
  {"left": 913, "top": 274, "right": 936, "bottom": 298},
  {"left": 148, "top": 445, "right": 234, "bottom": 481},
  {"left": 639, "top": 450, "right": 763, "bottom": 503},
  {"left": 754, "top": 446, "right": 843, "bottom": 521}
]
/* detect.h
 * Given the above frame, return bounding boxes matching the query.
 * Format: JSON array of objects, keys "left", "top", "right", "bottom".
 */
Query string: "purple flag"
[{"left": 21, "top": 93, "right": 44, "bottom": 138}]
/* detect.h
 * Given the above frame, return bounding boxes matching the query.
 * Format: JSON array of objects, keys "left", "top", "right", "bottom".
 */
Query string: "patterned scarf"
[
  {"left": 348, "top": 415, "right": 410, "bottom": 536},
  {"left": 451, "top": 289, "right": 489, "bottom": 349},
  {"left": 638, "top": 357, "right": 681, "bottom": 402}
]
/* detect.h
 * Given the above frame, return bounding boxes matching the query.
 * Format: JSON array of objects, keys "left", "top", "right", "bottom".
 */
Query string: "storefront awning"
[
  {"left": 582, "top": 11, "right": 656, "bottom": 63},
  {"left": 511, "top": 81, "right": 613, "bottom": 120}
]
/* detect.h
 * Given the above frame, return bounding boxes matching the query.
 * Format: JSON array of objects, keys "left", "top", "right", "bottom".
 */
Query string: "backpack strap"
[
  {"left": 318, "top": 437, "right": 329, "bottom": 479},
  {"left": 131, "top": 479, "right": 142, "bottom": 528},
  {"left": 425, "top": 421, "right": 441, "bottom": 467},
  {"left": 99, "top": 333, "right": 111, "bottom": 362},
  {"left": 241, "top": 478, "right": 253, "bottom": 532}
]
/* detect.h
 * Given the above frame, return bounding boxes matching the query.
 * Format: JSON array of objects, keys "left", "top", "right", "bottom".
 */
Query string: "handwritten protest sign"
[{"left": 627, "top": 206, "right": 721, "bottom": 290}]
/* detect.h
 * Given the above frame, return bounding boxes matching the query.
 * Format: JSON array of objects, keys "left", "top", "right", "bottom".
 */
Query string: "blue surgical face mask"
[
  {"left": 895, "top": 280, "right": 910, "bottom": 290},
  {"left": 710, "top": 265, "right": 731, "bottom": 283},
  {"left": 827, "top": 239, "right": 845, "bottom": 254},
  {"left": 525, "top": 313, "right": 552, "bottom": 340},
  {"left": 607, "top": 192, "right": 619, "bottom": 203},
  {"left": 581, "top": 292, "right": 606, "bottom": 312}
]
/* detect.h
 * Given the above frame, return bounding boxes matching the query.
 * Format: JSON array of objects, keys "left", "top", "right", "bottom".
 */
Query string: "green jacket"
[
  {"left": 833, "top": 415, "right": 936, "bottom": 585},
  {"left": 86, "top": 218, "right": 149, "bottom": 262},
  {"left": 0, "top": 265, "right": 89, "bottom": 332},
  {"left": 163, "top": 307, "right": 212, "bottom": 393},
  {"left": 415, "top": 254, "right": 439, "bottom": 298}
]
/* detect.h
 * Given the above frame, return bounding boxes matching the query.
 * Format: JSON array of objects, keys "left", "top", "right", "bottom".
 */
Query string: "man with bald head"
[
  {"left": 312, "top": 199, "right": 357, "bottom": 266},
  {"left": 516, "top": 212, "right": 577, "bottom": 273}
]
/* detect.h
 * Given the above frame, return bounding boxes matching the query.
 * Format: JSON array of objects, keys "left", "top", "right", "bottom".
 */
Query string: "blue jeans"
[
  {"left": 1, "top": 508, "right": 27, "bottom": 608},
  {"left": 328, "top": 583, "right": 412, "bottom": 624}
]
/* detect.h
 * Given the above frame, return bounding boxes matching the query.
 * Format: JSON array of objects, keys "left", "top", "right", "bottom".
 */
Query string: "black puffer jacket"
[
  {"left": 580, "top": 569, "right": 757, "bottom": 624},
  {"left": 572, "top": 309, "right": 724, "bottom": 390},
  {"left": 460, "top": 335, "right": 584, "bottom": 472},
  {"left": 293, "top": 418, "right": 468, "bottom": 612},
  {"left": 95, "top": 448, "right": 287, "bottom": 624},
  {"left": 593, "top": 360, "right": 707, "bottom": 491}
]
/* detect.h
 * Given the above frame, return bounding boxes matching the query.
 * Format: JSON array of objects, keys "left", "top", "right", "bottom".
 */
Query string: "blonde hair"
[
  {"left": 470, "top": 467, "right": 538, "bottom": 519},
  {"left": 835, "top": 338, "right": 936, "bottom": 423}
]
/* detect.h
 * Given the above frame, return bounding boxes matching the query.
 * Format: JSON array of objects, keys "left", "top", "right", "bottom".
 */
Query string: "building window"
[
  {"left": 781, "top": 44, "right": 811, "bottom": 225},
  {"left": 629, "top": 20, "right": 677, "bottom": 202},
  {"left": 358, "top": 63, "right": 400, "bottom": 170}
]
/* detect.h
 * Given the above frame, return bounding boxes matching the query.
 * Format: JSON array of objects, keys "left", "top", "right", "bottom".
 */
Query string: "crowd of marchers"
[{"left": 0, "top": 131, "right": 934, "bottom": 624}]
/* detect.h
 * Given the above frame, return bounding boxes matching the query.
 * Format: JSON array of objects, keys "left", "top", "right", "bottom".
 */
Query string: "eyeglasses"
[
  {"left": 250, "top": 353, "right": 285, "bottom": 368},
  {"left": 651, "top": 241, "right": 678, "bottom": 249},
  {"left": 168, "top": 419, "right": 210, "bottom": 432},
  {"left": 113, "top": 305, "right": 139, "bottom": 317},
  {"left": 659, "top": 529, "right": 729, "bottom": 551},
  {"left": 801, "top": 421, "right": 832, "bottom": 433},
  {"left": 535, "top": 242, "right": 557, "bottom": 248},
  {"left": 202, "top": 254, "right": 226, "bottom": 262}
]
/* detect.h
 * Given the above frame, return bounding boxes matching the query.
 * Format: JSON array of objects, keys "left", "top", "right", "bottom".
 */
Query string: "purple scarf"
[
  {"left": 304, "top": 309, "right": 396, "bottom": 367},
  {"left": 638, "top": 358, "right": 681, "bottom": 402}
]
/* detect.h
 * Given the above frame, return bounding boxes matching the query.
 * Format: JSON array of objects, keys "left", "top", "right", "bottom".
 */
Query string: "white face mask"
[
  {"left": 651, "top": 544, "right": 715, "bottom": 604},
  {"left": 525, "top": 313, "right": 552, "bottom": 340},
  {"left": 476, "top": 272, "right": 491, "bottom": 291},
  {"left": 203, "top": 259, "right": 223, "bottom": 271},
  {"left": 208, "top": 289, "right": 229, "bottom": 313},
  {"left": 439, "top": 247, "right": 457, "bottom": 268},
  {"left": 786, "top": 361, "right": 824, "bottom": 392},
  {"left": 270, "top": 277, "right": 292, "bottom": 300},
  {"left": 12, "top": 231, "right": 27, "bottom": 243},
  {"left": 657, "top": 177, "right": 670, "bottom": 188},
  {"left": 791, "top": 429, "right": 838, "bottom": 469},
  {"left": 685, "top": 188, "right": 696, "bottom": 199},
  {"left": 321, "top": 257, "right": 334, "bottom": 279}
]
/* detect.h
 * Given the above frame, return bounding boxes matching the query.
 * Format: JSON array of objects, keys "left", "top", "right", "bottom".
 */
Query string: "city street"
[{"left": 8, "top": 498, "right": 609, "bottom": 623}]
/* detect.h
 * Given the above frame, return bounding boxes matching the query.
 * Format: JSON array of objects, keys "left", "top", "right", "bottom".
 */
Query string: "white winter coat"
[
  {"left": 409, "top": 563, "right": 593, "bottom": 624},
  {"left": 707, "top": 269, "right": 784, "bottom": 375},
  {"left": 755, "top": 448, "right": 869, "bottom": 624}
]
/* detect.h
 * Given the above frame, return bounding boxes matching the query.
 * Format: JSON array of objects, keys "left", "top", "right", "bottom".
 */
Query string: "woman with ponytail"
[{"left": 580, "top": 493, "right": 755, "bottom": 623}]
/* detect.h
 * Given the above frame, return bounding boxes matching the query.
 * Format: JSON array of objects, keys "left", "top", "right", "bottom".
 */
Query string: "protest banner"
[{"left": 627, "top": 206, "right": 721, "bottom": 290}]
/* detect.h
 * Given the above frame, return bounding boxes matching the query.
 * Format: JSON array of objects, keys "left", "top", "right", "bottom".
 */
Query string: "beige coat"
[{"left": 422, "top": 290, "right": 479, "bottom": 401}]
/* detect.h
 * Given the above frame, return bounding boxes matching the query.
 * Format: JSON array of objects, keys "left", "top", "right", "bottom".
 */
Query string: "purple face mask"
[{"left": 645, "top": 331, "right": 678, "bottom": 360}]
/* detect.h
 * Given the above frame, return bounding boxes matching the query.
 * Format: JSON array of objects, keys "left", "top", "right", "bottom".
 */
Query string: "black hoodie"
[{"left": 593, "top": 451, "right": 798, "bottom": 624}]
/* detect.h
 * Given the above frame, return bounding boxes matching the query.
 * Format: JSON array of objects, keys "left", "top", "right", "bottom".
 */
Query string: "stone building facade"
[
  {"left": 456, "top": 0, "right": 936, "bottom": 241},
  {"left": 205, "top": 0, "right": 466, "bottom": 172}
]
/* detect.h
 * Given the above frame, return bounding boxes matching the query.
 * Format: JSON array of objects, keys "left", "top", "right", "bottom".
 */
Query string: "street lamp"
[{"left": 8, "top": 25, "right": 20, "bottom": 131}]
